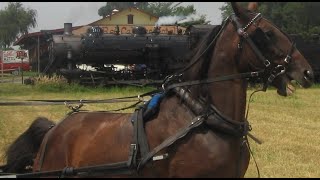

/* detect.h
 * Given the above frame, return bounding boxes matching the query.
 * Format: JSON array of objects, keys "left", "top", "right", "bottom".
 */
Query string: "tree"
[
  {"left": 0, "top": 2, "right": 37, "bottom": 49},
  {"left": 219, "top": 2, "right": 320, "bottom": 39},
  {"left": 98, "top": 2, "right": 135, "bottom": 18},
  {"left": 98, "top": 2, "right": 210, "bottom": 27},
  {"left": 98, "top": 3, "right": 113, "bottom": 18},
  {"left": 143, "top": 2, "right": 210, "bottom": 26}
]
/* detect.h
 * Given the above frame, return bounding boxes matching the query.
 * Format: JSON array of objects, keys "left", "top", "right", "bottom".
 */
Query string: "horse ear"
[
  {"left": 248, "top": 2, "right": 258, "bottom": 12},
  {"left": 231, "top": 2, "right": 250, "bottom": 22}
]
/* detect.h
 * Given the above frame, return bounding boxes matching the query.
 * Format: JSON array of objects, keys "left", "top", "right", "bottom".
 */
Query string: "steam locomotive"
[
  {"left": 41, "top": 23, "right": 216, "bottom": 86},
  {"left": 42, "top": 23, "right": 320, "bottom": 86}
]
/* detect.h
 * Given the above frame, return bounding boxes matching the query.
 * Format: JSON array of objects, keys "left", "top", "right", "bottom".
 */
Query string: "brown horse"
[{"left": 1, "top": 2, "right": 314, "bottom": 178}]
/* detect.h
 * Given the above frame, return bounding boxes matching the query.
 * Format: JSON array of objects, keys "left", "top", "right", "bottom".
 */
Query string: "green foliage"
[
  {"left": 98, "top": 2, "right": 209, "bottom": 26},
  {"left": 219, "top": 2, "right": 320, "bottom": 40},
  {"left": 98, "top": 3, "right": 113, "bottom": 18},
  {"left": 220, "top": 2, "right": 233, "bottom": 20},
  {"left": 34, "top": 75, "right": 71, "bottom": 92},
  {"left": 98, "top": 2, "right": 136, "bottom": 17},
  {"left": 31, "top": 75, "right": 156, "bottom": 94},
  {"left": 1, "top": 47, "right": 14, "bottom": 50},
  {"left": 0, "top": 2, "right": 37, "bottom": 49},
  {"left": 142, "top": 2, "right": 176, "bottom": 17}
]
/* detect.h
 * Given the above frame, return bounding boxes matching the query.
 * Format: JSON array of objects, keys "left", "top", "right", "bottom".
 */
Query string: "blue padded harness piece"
[
  {"left": 146, "top": 93, "right": 164, "bottom": 110},
  {"left": 139, "top": 93, "right": 164, "bottom": 121},
  {"left": 131, "top": 93, "right": 164, "bottom": 123}
]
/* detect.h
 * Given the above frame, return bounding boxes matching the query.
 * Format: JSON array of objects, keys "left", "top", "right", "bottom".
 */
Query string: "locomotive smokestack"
[{"left": 64, "top": 23, "right": 73, "bottom": 35}]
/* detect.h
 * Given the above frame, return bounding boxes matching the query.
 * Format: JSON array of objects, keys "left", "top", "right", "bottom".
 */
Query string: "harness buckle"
[
  {"left": 264, "top": 60, "right": 271, "bottom": 67},
  {"left": 237, "top": 28, "right": 248, "bottom": 38},
  {"left": 131, "top": 144, "right": 137, "bottom": 151},
  {"left": 284, "top": 55, "right": 291, "bottom": 64},
  {"left": 267, "top": 74, "right": 276, "bottom": 83},
  {"left": 267, "top": 65, "right": 286, "bottom": 83},
  {"left": 64, "top": 100, "right": 84, "bottom": 112},
  {"left": 237, "top": 42, "right": 242, "bottom": 49},
  {"left": 274, "top": 65, "right": 286, "bottom": 76},
  {"left": 251, "top": 71, "right": 259, "bottom": 77},
  {"left": 162, "top": 74, "right": 183, "bottom": 91}
]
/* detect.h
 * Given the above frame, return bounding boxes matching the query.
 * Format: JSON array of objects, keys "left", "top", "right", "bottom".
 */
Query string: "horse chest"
[{"left": 165, "top": 132, "right": 242, "bottom": 177}]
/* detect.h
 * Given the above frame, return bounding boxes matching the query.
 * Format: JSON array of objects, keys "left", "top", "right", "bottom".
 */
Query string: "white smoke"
[
  {"left": 155, "top": 15, "right": 186, "bottom": 26},
  {"left": 155, "top": 14, "right": 203, "bottom": 26}
]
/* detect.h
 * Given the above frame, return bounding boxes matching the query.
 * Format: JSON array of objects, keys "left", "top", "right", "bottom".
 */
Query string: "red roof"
[{"left": 14, "top": 25, "right": 83, "bottom": 46}]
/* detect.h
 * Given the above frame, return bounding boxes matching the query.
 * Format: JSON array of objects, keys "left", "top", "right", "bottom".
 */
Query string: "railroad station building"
[{"left": 14, "top": 7, "right": 186, "bottom": 71}]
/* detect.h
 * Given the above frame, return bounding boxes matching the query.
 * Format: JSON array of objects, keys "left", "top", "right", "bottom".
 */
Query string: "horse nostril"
[{"left": 304, "top": 70, "right": 314, "bottom": 81}]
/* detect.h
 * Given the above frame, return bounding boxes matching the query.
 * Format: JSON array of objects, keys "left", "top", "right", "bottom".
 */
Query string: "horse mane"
[
  {"left": 184, "top": 24, "right": 222, "bottom": 81},
  {"left": 2, "top": 117, "right": 55, "bottom": 173}
]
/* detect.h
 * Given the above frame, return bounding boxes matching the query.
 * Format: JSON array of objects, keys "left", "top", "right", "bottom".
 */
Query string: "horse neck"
[
  {"left": 208, "top": 65, "right": 248, "bottom": 123},
  {"left": 185, "top": 25, "right": 248, "bottom": 123}
]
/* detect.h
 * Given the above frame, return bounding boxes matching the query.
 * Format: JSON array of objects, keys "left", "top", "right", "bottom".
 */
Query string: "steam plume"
[
  {"left": 155, "top": 15, "right": 185, "bottom": 26},
  {"left": 155, "top": 14, "right": 203, "bottom": 26}
]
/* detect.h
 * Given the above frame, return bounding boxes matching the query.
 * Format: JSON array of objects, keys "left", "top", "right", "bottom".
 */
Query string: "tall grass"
[
  {"left": 0, "top": 82, "right": 319, "bottom": 177},
  {"left": 244, "top": 86, "right": 320, "bottom": 178}
]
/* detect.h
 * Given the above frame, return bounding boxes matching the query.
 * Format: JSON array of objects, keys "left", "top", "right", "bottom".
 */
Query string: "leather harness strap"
[{"left": 36, "top": 125, "right": 55, "bottom": 172}]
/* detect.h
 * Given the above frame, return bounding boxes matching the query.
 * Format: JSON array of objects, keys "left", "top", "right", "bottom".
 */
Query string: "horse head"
[{"left": 230, "top": 2, "right": 314, "bottom": 96}]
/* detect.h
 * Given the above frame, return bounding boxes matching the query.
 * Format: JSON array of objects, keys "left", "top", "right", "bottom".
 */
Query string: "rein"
[
  {"left": 0, "top": 89, "right": 161, "bottom": 115},
  {"left": 163, "top": 70, "right": 263, "bottom": 92}
]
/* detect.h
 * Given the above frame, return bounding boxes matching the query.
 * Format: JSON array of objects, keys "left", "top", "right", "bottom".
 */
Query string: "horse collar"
[{"left": 172, "top": 86, "right": 251, "bottom": 137}]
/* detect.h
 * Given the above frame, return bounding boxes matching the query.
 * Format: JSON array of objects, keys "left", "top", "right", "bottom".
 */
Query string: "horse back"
[{"left": 33, "top": 112, "right": 133, "bottom": 172}]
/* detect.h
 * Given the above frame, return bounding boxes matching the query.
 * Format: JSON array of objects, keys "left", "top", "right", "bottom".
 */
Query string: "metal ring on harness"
[
  {"left": 64, "top": 100, "right": 84, "bottom": 112},
  {"left": 60, "top": 167, "right": 75, "bottom": 178}
]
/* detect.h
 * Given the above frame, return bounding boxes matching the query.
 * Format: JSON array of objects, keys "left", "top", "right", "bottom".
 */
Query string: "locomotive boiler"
[
  {"left": 43, "top": 23, "right": 214, "bottom": 85},
  {"left": 43, "top": 23, "right": 320, "bottom": 86}
]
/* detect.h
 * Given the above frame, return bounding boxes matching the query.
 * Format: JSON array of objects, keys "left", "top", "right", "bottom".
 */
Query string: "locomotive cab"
[
  {"left": 132, "top": 26, "right": 147, "bottom": 35},
  {"left": 86, "top": 26, "right": 104, "bottom": 37}
]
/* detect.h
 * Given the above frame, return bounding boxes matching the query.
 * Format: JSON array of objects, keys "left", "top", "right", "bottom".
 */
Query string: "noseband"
[{"left": 231, "top": 13, "right": 296, "bottom": 90}]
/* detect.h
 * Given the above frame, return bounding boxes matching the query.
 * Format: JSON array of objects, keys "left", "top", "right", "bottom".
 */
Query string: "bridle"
[
  {"left": 230, "top": 12, "right": 296, "bottom": 91},
  {"left": 163, "top": 12, "right": 296, "bottom": 92}
]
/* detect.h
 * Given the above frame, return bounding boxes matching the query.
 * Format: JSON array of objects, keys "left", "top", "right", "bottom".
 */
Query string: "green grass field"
[{"left": 0, "top": 83, "right": 319, "bottom": 177}]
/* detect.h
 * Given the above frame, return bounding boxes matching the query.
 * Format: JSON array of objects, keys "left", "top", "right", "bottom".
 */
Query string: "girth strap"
[
  {"left": 137, "top": 115, "right": 206, "bottom": 170},
  {"left": 137, "top": 107, "right": 150, "bottom": 159},
  {"left": 128, "top": 106, "right": 150, "bottom": 170},
  {"left": 36, "top": 125, "right": 56, "bottom": 172}
]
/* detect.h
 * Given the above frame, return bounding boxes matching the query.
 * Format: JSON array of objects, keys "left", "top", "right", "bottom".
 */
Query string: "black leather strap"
[{"left": 137, "top": 115, "right": 205, "bottom": 170}]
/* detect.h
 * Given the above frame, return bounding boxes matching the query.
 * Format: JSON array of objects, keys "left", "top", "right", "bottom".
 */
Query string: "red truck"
[{"left": 0, "top": 50, "right": 31, "bottom": 73}]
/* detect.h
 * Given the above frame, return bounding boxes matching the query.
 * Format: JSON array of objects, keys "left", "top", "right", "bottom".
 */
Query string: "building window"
[{"left": 128, "top": 14, "right": 133, "bottom": 24}]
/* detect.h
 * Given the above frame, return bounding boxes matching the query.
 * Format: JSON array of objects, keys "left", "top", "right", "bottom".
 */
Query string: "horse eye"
[
  {"left": 265, "top": 31, "right": 274, "bottom": 40},
  {"left": 277, "top": 51, "right": 285, "bottom": 57}
]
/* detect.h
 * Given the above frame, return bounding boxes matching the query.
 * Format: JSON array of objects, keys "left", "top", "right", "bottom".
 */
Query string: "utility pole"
[
  {"left": 21, "top": 57, "right": 24, "bottom": 84},
  {"left": 1, "top": 52, "right": 3, "bottom": 83},
  {"left": 37, "top": 35, "right": 40, "bottom": 76},
  {"left": 17, "top": 50, "right": 27, "bottom": 84}
]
